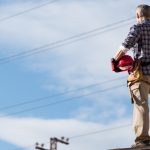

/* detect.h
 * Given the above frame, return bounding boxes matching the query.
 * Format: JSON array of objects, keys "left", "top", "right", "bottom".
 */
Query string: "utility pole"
[
  {"left": 50, "top": 137, "right": 69, "bottom": 150},
  {"left": 35, "top": 137, "right": 69, "bottom": 150}
]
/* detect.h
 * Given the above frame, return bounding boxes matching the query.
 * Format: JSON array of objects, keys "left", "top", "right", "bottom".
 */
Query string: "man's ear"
[
  {"left": 136, "top": 12, "right": 140, "bottom": 19},
  {"left": 136, "top": 12, "right": 141, "bottom": 22}
]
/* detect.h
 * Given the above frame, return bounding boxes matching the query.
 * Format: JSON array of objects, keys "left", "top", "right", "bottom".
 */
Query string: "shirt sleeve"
[{"left": 122, "top": 24, "right": 141, "bottom": 50}]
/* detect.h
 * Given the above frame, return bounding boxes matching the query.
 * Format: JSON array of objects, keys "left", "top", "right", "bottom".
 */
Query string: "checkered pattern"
[{"left": 122, "top": 19, "right": 150, "bottom": 75}]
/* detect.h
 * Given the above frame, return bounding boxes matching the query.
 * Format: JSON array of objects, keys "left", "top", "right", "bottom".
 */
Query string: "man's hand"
[
  {"left": 111, "top": 58, "right": 122, "bottom": 72},
  {"left": 114, "top": 49, "right": 126, "bottom": 61}
]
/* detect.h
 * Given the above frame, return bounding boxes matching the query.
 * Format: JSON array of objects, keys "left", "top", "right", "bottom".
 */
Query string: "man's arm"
[{"left": 114, "top": 24, "right": 141, "bottom": 61}]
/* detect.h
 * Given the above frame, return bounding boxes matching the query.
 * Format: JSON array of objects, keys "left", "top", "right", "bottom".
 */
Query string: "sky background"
[{"left": 0, "top": 0, "right": 149, "bottom": 150}]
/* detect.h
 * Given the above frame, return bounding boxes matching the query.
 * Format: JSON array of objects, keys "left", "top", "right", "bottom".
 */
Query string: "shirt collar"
[{"left": 140, "top": 19, "right": 150, "bottom": 23}]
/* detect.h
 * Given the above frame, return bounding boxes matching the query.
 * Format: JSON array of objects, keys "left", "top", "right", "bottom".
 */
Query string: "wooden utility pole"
[
  {"left": 50, "top": 137, "right": 69, "bottom": 150},
  {"left": 35, "top": 137, "right": 69, "bottom": 150}
]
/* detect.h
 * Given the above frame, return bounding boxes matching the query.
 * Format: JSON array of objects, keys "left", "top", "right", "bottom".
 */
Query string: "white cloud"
[
  {"left": 0, "top": 116, "right": 134, "bottom": 150},
  {"left": 0, "top": 0, "right": 138, "bottom": 125},
  {"left": 0, "top": 1, "right": 148, "bottom": 149},
  {"left": 0, "top": 0, "right": 137, "bottom": 89}
]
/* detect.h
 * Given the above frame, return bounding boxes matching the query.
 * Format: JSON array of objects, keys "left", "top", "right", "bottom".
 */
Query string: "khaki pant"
[{"left": 129, "top": 75, "right": 150, "bottom": 143}]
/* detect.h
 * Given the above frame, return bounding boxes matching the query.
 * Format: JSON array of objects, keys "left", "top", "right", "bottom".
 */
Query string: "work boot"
[{"left": 131, "top": 140, "right": 150, "bottom": 148}]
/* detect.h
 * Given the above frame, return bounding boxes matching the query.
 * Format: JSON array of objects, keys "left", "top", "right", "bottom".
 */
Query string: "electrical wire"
[
  {"left": 0, "top": 76, "right": 127, "bottom": 112},
  {"left": 9, "top": 123, "right": 131, "bottom": 150},
  {"left": 0, "top": 83, "right": 126, "bottom": 118},
  {"left": 0, "top": 14, "right": 131, "bottom": 117},
  {"left": 0, "top": 0, "right": 58, "bottom": 22},
  {"left": 0, "top": 17, "right": 134, "bottom": 63},
  {"left": 0, "top": 5, "right": 133, "bottom": 150},
  {"left": 69, "top": 124, "right": 131, "bottom": 139},
  {"left": 0, "top": 17, "right": 134, "bottom": 64},
  {"left": 0, "top": 2, "right": 135, "bottom": 150}
]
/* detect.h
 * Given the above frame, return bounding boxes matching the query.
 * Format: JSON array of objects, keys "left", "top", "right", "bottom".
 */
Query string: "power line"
[
  {"left": 0, "top": 3, "right": 133, "bottom": 150},
  {"left": 0, "top": 17, "right": 134, "bottom": 63},
  {"left": 0, "top": 18, "right": 130, "bottom": 116},
  {"left": 0, "top": 84, "right": 126, "bottom": 118},
  {"left": 70, "top": 124, "right": 131, "bottom": 139},
  {"left": 0, "top": 17, "right": 134, "bottom": 64},
  {"left": 0, "top": 0, "right": 58, "bottom": 22},
  {"left": 0, "top": 76, "right": 126, "bottom": 112},
  {"left": 9, "top": 123, "right": 131, "bottom": 150}
]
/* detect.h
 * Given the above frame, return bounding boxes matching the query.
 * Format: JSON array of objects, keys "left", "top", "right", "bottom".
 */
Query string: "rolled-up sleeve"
[{"left": 122, "top": 24, "right": 141, "bottom": 50}]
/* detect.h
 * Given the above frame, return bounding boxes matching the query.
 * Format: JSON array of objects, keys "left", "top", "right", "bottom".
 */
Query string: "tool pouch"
[
  {"left": 127, "top": 60, "right": 143, "bottom": 83},
  {"left": 127, "top": 59, "right": 143, "bottom": 104}
]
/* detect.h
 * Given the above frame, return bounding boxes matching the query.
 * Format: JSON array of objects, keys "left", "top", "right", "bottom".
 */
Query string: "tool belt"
[
  {"left": 128, "top": 60, "right": 150, "bottom": 84},
  {"left": 127, "top": 60, "right": 142, "bottom": 84},
  {"left": 127, "top": 60, "right": 150, "bottom": 104}
]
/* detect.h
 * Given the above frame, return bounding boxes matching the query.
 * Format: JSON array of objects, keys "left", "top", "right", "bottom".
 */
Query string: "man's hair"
[{"left": 136, "top": 4, "right": 150, "bottom": 18}]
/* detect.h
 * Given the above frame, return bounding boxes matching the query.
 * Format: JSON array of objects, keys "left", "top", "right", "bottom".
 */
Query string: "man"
[{"left": 113, "top": 4, "right": 150, "bottom": 148}]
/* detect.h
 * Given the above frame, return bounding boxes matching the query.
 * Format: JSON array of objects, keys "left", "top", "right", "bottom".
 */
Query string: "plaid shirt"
[{"left": 122, "top": 19, "right": 150, "bottom": 75}]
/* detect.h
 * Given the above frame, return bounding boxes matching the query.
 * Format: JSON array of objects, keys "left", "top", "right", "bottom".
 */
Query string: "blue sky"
[{"left": 0, "top": 0, "right": 149, "bottom": 150}]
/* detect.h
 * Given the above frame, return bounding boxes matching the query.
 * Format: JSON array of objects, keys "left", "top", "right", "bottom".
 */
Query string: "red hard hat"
[{"left": 117, "top": 55, "right": 134, "bottom": 71}]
